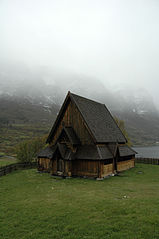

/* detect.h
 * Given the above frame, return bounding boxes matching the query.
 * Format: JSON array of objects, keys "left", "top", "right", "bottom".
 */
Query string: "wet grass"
[{"left": 1, "top": 164, "right": 159, "bottom": 239}]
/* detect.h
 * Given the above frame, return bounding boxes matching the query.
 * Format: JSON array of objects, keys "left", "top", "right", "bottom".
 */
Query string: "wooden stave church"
[{"left": 38, "top": 91, "right": 136, "bottom": 178}]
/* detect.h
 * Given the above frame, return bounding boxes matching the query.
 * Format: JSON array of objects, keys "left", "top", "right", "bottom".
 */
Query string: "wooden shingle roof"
[
  {"left": 75, "top": 145, "right": 113, "bottom": 160},
  {"left": 47, "top": 92, "right": 127, "bottom": 144},
  {"left": 38, "top": 144, "right": 114, "bottom": 160},
  {"left": 96, "top": 145, "right": 113, "bottom": 159},
  {"left": 119, "top": 145, "right": 136, "bottom": 157},
  {"left": 70, "top": 93, "right": 127, "bottom": 143},
  {"left": 107, "top": 143, "right": 118, "bottom": 157},
  {"left": 37, "top": 146, "right": 55, "bottom": 159}
]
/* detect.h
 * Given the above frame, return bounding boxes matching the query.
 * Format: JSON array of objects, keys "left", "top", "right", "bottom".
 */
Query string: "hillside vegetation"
[
  {"left": 1, "top": 164, "right": 159, "bottom": 239},
  {"left": 0, "top": 123, "right": 51, "bottom": 155}
]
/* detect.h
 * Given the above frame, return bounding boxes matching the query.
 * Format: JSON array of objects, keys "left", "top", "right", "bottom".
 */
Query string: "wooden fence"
[
  {"left": 0, "top": 162, "right": 37, "bottom": 177},
  {"left": 135, "top": 157, "right": 159, "bottom": 165}
]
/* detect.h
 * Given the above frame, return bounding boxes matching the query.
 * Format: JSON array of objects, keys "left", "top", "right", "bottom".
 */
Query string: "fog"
[{"left": 1, "top": 0, "right": 159, "bottom": 105}]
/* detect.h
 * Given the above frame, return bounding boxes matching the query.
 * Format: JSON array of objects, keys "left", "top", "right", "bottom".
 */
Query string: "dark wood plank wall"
[
  {"left": 50, "top": 159, "right": 99, "bottom": 177},
  {"left": 40, "top": 158, "right": 135, "bottom": 178},
  {"left": 50, "top": 159, "right": 72, "bottom": 176},
  {"left": 72, "top": 160, "right": 98, "bottom": 177},
  {"left": 51, "top": 100, "right": 94, "bottom": 145}
]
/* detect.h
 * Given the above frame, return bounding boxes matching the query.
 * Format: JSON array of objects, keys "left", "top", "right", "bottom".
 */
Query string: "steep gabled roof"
[
  {"left": 47, "top": 92, "right": 127, "bottom": 144},
  {"left": 70, "top": 93, "right": 127, "bottom": 143}
]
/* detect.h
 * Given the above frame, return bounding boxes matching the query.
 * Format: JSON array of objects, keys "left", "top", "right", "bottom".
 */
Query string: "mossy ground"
[{"left": 1, "top": 164, "right": 159, "bottom": 239}]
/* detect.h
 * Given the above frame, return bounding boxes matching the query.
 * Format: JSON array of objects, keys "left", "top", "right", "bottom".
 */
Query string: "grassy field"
[{"left": 1, "top": 164, "right": 159, "bottom": 239}]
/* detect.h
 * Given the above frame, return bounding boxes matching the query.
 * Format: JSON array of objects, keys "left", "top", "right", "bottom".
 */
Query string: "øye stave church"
[{"left": 38, "top": 91, "right": 136, "bottom": 179}]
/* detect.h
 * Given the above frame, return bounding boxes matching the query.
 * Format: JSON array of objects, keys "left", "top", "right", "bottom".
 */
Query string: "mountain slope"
[{"left": 1, "top": 63, "right": 159, "bottom": 147}]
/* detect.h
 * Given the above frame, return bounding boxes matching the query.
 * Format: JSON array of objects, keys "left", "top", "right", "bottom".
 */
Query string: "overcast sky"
[{"left": 1, "top": 0, "right": 159, "bottom": 101}]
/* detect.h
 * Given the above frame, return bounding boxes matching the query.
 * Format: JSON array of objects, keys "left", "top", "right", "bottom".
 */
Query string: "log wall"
[
  {"left": 101, "top": 163, "right": 113, "bottom": 177},
  {"left": 117, "top": 158, "right": 135, "bottom": 172},
  {"left": 51, "top": 100, "right": 94, "bottom": 145}
]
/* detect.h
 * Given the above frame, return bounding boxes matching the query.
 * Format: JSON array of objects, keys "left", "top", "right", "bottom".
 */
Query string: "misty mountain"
[
  {"left": 1, "top": 64, "right": 157, "bottom": 113},
  {"left": 0, "top": 63, "right": 159, "bottom": 145}
]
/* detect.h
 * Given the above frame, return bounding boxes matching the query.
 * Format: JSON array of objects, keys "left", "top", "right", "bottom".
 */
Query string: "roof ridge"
[{"left": 70, "top": 92, "right": 105, "bottom": 106}]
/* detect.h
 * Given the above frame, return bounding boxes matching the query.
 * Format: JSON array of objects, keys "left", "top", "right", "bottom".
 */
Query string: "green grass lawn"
[{"left": 1, "top": 164, "right": 159, "bottom": 239}]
